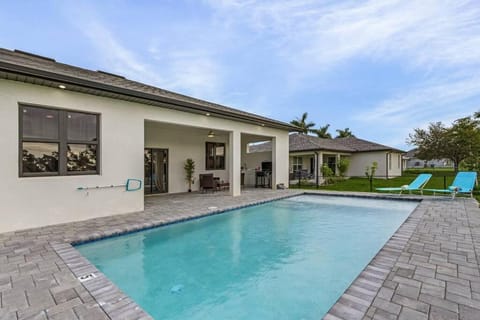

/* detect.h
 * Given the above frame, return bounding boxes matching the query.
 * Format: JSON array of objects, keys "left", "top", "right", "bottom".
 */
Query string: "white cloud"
[
  {"left": 148, "top": 45, "right": 223, "bottom": 100},
  {"left": 359, "top": 74, "right": 480, "bottom": 125},
  {"left": 80, "top": 21, "right": 165, "bottom": 85},
  {"left": 60, "top": 2, "right": 225, "bottom": 100},
  {"left": 205, "top": 0, "right": 480, "bottom": 71}
]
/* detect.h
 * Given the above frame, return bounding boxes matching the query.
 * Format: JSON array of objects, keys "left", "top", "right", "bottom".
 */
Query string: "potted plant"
[{"left": 184, "top": 158, "right": 195, "bottom": 192}]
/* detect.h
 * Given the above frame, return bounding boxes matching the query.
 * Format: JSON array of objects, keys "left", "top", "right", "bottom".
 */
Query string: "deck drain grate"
[{"left": 78, "top": 273, "right": 97, "bottom": 282}]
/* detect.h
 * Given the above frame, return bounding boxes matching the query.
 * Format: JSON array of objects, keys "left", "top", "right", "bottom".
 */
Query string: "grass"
[{"left": 290, "top": 173, "right": 480, "bottom": 201}]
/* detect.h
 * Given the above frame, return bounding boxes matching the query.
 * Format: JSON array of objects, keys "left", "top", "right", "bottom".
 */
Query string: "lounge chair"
[
  {"left": 424, "top": 171, "right": 477, "bottom": 199},
  {"left": 376, "top": 173, "right": 432, "bottom": 194}
]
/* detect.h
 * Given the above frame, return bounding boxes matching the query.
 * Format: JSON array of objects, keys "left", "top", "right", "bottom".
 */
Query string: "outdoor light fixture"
[
  {"left": 205, "top": 113, "right": 210, "bottom": 116},
  {"left": 58, "top": 84, "right": 66, "bottom": 89},
  {"left": 207, "top": 130, "right": 215, "bottom": 138}
]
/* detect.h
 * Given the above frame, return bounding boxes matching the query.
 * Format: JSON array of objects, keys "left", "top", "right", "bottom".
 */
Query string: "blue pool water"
[{"left": 76, "top": 195, "right": 418, "bottom": 319}]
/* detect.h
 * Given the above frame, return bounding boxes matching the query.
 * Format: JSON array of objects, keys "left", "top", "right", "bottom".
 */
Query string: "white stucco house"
[
  {"left": 249, "top": 133, "right": 405, "bottom": 183},
  {"left": 405, "top": 148, "right": 453, "bottom": 169},
  {"left": 0, "top": 48, "right": 296, "bottom": 233}
]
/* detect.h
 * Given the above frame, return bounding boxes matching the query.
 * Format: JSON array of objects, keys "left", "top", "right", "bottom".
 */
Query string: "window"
[
  {"left": 292, "top": 156, "right": 303, "bottom": 172},
  {"left": 389, "top": 153, "right": 392, "bottom": 170},
  {"left": 205, "top": 142, "right": 225, "bottom": 170},
  {"left": 398, "top": 154, "right": 401, "bottom": 169},
  {"left": 20, "top": 105, "right": 100, "bottom": 176}
]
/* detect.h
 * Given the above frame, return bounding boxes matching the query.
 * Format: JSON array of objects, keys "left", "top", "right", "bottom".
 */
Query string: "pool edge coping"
[{"left": 50, "top": 191, "right": 425, "bottom": 320}]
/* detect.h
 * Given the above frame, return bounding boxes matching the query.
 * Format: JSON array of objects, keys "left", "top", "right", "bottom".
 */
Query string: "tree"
[
  {"left": 312, "top": 124, "right": 332, "bottom": 138},
  {"left": 335, "top": 128, "right": 355, "bottom": 138},
  {"left": 290, "top": 112, "right": 316, "bottom": 134},
  {"left": 408, "top": 116, "right": 480, "bottom": 171},
  {"left": 337, "top": 157, "right": 350, "bottom": 177}
]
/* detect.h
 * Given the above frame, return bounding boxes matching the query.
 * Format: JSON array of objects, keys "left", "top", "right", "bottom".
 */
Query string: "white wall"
[
  {"left": 242, "top": 151, "right": 272, "bottom": 171},
  {"left": 0, "top": 79, "right": 290, "bottom": 233},
  {"left": 347, "top": 151, "right": 403, "bottom": 178}
]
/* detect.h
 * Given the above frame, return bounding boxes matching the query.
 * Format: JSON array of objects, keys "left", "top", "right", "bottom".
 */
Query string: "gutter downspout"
[{"left": 386, "top": 152, "right": 389, "bottom": 179}]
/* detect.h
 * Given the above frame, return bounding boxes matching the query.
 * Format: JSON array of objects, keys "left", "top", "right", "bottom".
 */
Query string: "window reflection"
[
  {"left": 67, "top": 144, "right": 97, "bottom": 171},
  {"left": 22, "top": 142, "right": 59, "bottom": 173}
]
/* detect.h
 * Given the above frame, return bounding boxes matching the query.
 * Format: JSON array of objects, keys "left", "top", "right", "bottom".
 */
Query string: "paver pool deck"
[{"left": 1, "top": 189, "right": 480, "bottom": 320}]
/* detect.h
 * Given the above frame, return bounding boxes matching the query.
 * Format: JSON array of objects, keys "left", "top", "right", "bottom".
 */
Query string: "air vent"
[
  {"left": 97, "top": 70, "right": 126, "bottom": 79},
  {"left": 13, "top": 49, "right": 56, "bottom": 62},
  {"left": 78, "top": 273, "right": 97, "bottom": 283}
]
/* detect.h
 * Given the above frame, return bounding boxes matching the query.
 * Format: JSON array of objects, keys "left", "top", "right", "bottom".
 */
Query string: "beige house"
[
  {"left": 249, "top": 133, "right": 405, "bottom": 183},
  {"left": 0, "top": 48, "right": 295, "bottom": 233}
]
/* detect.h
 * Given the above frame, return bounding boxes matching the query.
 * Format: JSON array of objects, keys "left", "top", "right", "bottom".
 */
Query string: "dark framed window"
[
  {"left": 19, "top": 105, "right": 100, "bottom": 177},
  {"left": 205, "top": 142, "right": 225, "bottom": 170}
]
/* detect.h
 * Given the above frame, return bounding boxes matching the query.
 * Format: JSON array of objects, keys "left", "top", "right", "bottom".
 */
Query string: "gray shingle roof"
[
  {"left": 333, "top": 136, "right": 404, "bottom": 153},
  {"left": 405, "top": 148, "right": 418, "bottom": 158},
  {"left": 248, "top": 133, "right": 404, "bottom": 153},
  {"left": 0, "top": 48, "right": 297, "bottom": 131}
]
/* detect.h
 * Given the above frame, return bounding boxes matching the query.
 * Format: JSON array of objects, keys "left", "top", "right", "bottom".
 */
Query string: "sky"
[{"left": 1, "top": 0, "right": 479, "bottom": 150}]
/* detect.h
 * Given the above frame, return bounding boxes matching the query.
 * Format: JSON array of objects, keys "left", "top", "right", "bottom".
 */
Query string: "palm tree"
[
  {"left": 335, "top": 128, "right": 355, "bottom": 138},
  {"left": 290, "top": 112, "right": 316, "bottom": 134},
  {"left": 312, "top": 124, "right": 332, "bottom": 138}
]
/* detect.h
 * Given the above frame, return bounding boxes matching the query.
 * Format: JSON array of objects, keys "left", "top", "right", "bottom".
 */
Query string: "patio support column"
[
  {"left": 318, "top": 152, "right": 323, "bottom": 183},
  {"left": 271, "top": 137, "right": 277, "bottom": 189},
  {"left": 229, "top": 130, "right": 241, "bottom": 196},
  {"left": 336, "top": 154, "right": 341, "bottom": 176},
  {"left": 271, "top": 135, "right": 289, "bottom": 190}
]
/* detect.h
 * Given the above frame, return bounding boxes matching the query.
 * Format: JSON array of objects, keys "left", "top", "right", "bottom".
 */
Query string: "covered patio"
[{"left": 144, "top": 120, "right": 287, "bottom": 197}]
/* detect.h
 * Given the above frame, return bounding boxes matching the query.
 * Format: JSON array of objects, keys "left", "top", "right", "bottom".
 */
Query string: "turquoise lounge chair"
[
  {"left": 424, "top": 171, "right": 477, "bottom": 199},
  {"left": 376, "top": 173, "right": 432, "bottom": 194}
]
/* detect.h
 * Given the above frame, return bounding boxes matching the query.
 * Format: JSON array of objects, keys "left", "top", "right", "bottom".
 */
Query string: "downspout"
[
  {"left": 401, "top": 154, "right": 404, "bottom": 175},
  {"left": 386, "top": 152, "right": 389, "bottom": 179},
  {"left": 314, "top": 152, "right": 319, "bottom": 188}
]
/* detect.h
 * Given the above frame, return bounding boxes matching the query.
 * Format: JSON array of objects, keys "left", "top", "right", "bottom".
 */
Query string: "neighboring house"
[
  {"left": 0, "top": 48, "right": 295, "bottom": 233},
  {"left": 405, "top": 148, "right": 453, "bottom": 169},
  {"left": 248, "top": 133, "right": 405, "bottom": 182}
]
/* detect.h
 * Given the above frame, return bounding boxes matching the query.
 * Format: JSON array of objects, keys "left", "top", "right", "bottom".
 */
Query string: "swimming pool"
[{"left": 76, "top": 195, "right": 418, "bottom": 319}]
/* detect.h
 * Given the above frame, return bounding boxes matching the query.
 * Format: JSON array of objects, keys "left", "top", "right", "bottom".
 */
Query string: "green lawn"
[{"left": 290, "top": 174, "right": 479, "bottom": 201}]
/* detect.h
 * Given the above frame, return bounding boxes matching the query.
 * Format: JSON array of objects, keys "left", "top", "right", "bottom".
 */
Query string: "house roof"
[
  {"left": 405, "top": 148, "right": 418, "bottom": 158},
  {"left": 0, "top": 48, "right": 297, "bottom": 131},
  {"left": 333, "top": 136, "right": 404, "bottom": 153},
  {"left": 248, "top": 133, "right": 405, "bottom": 153}
]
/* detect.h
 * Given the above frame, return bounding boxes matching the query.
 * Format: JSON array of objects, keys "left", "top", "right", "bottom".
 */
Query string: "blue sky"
[{"left": 1, "top": 0, "right": 479, "bottom": 150}]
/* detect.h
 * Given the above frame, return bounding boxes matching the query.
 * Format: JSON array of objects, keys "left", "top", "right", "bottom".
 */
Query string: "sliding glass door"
[{"left": 144, "top": 148, "right": 168, "bottom": 194}]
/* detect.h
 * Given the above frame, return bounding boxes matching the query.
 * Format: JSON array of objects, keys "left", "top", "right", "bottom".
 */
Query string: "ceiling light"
[
  {"left": 58, "top": 84, "right": 66, "bottom": 89},
  {"left": 205, "top": 113, "right": 211, "bottom": 116},
  {"left": 260, "top": 123, "right": 265, "bottom": 127},
  {"left": 207, "top": 130, "right": 215, "bottom": 138}
]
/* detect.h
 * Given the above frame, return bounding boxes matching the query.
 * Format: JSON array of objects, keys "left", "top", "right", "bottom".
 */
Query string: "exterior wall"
[
  {"left": 0, "top": 79, "right": 290, "bottom": 232},
  {"left": 388, "top": 152, "right": 403, "bottom": 177},
  {"left": 242, "top": 151, "right": 272, "bottom": 171},
  {"left": 347, "top": 151, "right": 402, "bottom": 178},
  {"left": 242, "top": 151, "right": 272, "bottom": 187}
]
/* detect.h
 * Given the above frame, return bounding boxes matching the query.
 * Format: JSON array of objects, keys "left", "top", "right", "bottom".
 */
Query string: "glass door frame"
[{"left": 144, "top": 148, "right": 169, "bottom": 195}]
